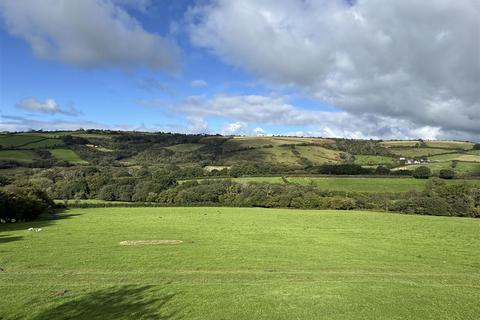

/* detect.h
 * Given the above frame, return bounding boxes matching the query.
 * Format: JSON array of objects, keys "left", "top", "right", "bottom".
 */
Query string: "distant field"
[
  {"left": 288, "top": 177, "right": 428, "bottom": 193},
  {"left": 395, "top": 161, "right": 480, "bottom": 177},
  {"left": 389, "top": 147, "right": 455, "bottom": 158},
  {"left": 353, "top": 155, "right": 396, "bottom": 166},
  {"left": 50, "top": 149, "right": 88, "bottom": 165},
  {"left": 1, "top": 207, "right": 480, "bottom": 319},
  {"left": 221, "top": 145, "right": 341, "bottom": 166},
  {"left": 429, "top": 153, "right": 480, "bottom": 162},
  {"left": 222, "top": 136, "right": 334, "bottom": 152},
  {"left": 424, "top": 141, "right": 474, "bottom": 150},
  {"left": 0, "top": 150, "right": 35, "bottom": 162},
  {"left": 165, "top": 143, "right": 204, "bottom": 152},
  {"left": 19, "top": 138, "right": 64, "bottom": 149},
  {"left": 381, "top": 140, "right": 474, "bottom": 150},
  {"left": 0, "top": 134, "right": 46, "bottom": 148}
]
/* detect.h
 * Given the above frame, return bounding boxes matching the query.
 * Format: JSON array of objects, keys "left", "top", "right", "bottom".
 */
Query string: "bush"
[
  {"left": 413, "top": 166, "right": 431, "bottom": 179},
  {"left": 375, "top": 166, "right": 391, "bottom": 175},
  {"left": 0, "top": 186, "right": 53, "bottom": 222},
  {"left": 439, "top": 169, "right": 455, "bottom": 179},
  {"left": 473, "top": 143, "right": 480, "bottom": 150}
]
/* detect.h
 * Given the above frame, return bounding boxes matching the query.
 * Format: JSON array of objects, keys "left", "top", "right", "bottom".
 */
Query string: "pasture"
[
  {"left": 1, "top": 207, "right": 480, "bottom": 319},
  {"left": 50, "top": 149, "right": 88, "bottom": 165}
]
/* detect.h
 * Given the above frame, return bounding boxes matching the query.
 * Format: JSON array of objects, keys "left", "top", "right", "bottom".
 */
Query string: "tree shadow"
[
  {"left": 32, "top": 285, "right": 183, "bottom": 320},
  {"left": 0, "top": 210, "right": 82, "bottom": 234},
  {"left": 0, "top": 234, "right": 23, "bottom": 244}
]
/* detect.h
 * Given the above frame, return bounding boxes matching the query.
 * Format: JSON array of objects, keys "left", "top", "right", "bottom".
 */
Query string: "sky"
[{"left": 0, "top": 0, "right": 479, "bottom": 141}]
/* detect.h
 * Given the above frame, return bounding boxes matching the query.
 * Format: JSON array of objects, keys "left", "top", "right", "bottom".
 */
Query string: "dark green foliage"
[
  {"left": 375, "top": 166, "right": 391, "bottom": 175},
  {"left": 439, "top": 169, "right": 455, "bottom": 179},
  {"left": 413, "top": 166, "right": 431, "bottom": 179},
  {"left": 333, "top": 139, "right": 391, "bottom": 156},
  {"left": 0, "top": 186, "right": 53, "bottom": 222},
  {"left": 311, "top": 164, "right": 372, "bottom": 175},
  {"left": 473, "top": 143, "right": 480, "bottom": 150}
]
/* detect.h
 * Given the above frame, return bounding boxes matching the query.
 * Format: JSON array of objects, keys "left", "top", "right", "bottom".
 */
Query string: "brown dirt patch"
[{"left": 119, "top": 240, "right": 183, "bottom": 246}]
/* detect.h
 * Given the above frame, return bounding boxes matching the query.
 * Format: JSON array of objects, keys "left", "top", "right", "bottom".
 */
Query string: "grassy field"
[
  {"left": 288, "top": 177, "right": 429, "bottom": 192},
  {"left": 0, "top": 150, "right": 36, "bottom": 162},
  {"left": 50, "top": 149, "right": 88, "bottom": 165},
  {"left": 396, "top": 161, "right": 480, "bottom": 177},
  {"left": 429, "top": 153, "right": 480, "bottom": 162},
  {"left": 165, "top": 143, "right": 204, "bottom": 152},
  {"left": 1, "top": 207, "right": 480, "bottom": 319},
  {"left": 353, "top": 155, "right": 396, "bottom": 166},
  {"left": 389, "top": 147, "right": 456, "bottom": 158}
]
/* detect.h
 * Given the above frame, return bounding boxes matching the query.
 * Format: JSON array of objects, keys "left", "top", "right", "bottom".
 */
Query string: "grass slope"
[
  {"left": 50, "top": 149, "right": 88, "bottom": 165},
  {"left": 1, "top": 207, "right": 480, "bottom": 319},
  {"left": 288, "top": 177, "right": 429, "bottom": 192},
  {"left": 0, "top": 150, "right": 36, "bottom": 162}
]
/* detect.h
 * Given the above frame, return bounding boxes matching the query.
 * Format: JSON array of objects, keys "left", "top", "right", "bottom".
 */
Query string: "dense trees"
[
  {"left": 413, "top": 166, "right": 431, "bottom": 179},
  {"left": 0, "top": 185, "right": 53, "bottom": 222}
]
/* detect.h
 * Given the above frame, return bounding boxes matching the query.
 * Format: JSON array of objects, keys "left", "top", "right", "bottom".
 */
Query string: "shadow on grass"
[
  {"left": 0, "top": 234, "right": 23, "bottom": 244},
  {"left": 0, "top": 210, "right": 82, "bottom": 235},
  {"left": 32, "top": 285, "right": 182, "bottom": 320}
]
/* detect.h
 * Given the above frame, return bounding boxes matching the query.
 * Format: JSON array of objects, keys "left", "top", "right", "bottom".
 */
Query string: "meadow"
[{"left": 1, "top": 207, "right": 479, "bottom": 319}]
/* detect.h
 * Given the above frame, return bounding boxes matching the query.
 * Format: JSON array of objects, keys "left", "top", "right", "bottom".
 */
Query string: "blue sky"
[{"left": 0, "top": 0, "right": 478, "bottom": 141}]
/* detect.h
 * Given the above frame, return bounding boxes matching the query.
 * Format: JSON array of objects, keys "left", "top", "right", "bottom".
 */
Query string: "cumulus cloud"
[
  {"left": 187, "top": 0, "right": 480, "bottom": 139},
  {"left": 142, "top": 94, "right": 479, "bottom": 140},
  {"left": 0, "top": 115, "right": 107, "bottom": 132},
  {"left": 0, "top": 0, "right": 179, "bottom": 70},
  {"left": 190, "top": 79, "right": 208, "bottom": 88},
  {"left": 15, "top": 98, "right": 81, "bottom": 116},
  {"left": 222, "top": 121, "right": 248, "bottom": 135}
]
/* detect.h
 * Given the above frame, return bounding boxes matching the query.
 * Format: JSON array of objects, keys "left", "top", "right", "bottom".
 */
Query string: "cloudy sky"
[{"left": 0, "top": 0, "right": 479, "bottom": 140}]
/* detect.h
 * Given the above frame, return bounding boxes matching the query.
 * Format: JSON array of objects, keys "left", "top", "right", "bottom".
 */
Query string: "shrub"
[
  {"left": 473, "top": 143, "right": 480, "bottom": 150},
  {"left": 413, "top": 166, "right": 431, "bottom": 179},
  {"left": 439, "top": 169, "right": 455, "bottom": 179},
  {"left": 0, "top": 186, "right": 53, "bottom": 222}
]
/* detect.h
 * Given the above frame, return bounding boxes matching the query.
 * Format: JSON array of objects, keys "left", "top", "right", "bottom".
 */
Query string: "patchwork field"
[
  {"left": 1, "top": 207, "right": 480, "bottom": 319},
  {"left": 0, "top": 150, "right": 36, "bottom": 162},
  {"left": 49, "top": 149, "right": 87, "bottom": 165}
]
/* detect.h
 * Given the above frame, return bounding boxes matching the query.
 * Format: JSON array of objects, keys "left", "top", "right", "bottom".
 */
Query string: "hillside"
[{"left": 1, "top": 130, "right": 479, "bottom": 177}]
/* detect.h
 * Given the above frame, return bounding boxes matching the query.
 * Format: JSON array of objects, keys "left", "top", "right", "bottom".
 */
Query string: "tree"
[
  {"left": 413, "top": 166, "right": 431, "bottom": 179},
  {"left": 473, "top": 143, "right": 480, "bottom": 150},
  {"left": 375, "top": 166, "right": 390, "bottom": 175},
  {"left": 439, "top": 169, "right": 455, "bottom": 179}
]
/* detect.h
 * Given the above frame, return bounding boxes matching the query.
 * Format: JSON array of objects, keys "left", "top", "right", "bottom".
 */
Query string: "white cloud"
[
  {"left": 0, "top": 0, "right": 179, "bottom": 70},
  {"left": 253, "top": 127, "right": 266, "bottom": 136},
  {"left": 222, "top": 121, "right": 247, "bottom": 135},
  {"left": 15, "top": 98, "right": 80, "bottom": 116},
  {"left": 187, "top": 0, "right": 480, "bottom": 139},
  {"left": 142, "top": 94, "right": 478, "bottom": 140},
  {"left": 190, "top": 79, "right": 208, "bottom": 88}
]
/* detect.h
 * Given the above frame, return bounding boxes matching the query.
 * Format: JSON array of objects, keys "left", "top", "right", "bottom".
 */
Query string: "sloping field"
[
  {"left": 381, "top": 140, "right": 474, "bottom": 150},
  {"left": 0, "top": 150, "right": 36, "bottom": 162},
  {"left": 50, "top": 149, "right": 88, "bottom": 165},
  {"left": 1, "top": 207, "right": 479, "bottom": 319},
  {"left": 288, "top": 177, "right": 428, "bottom": 192},
  {"left": 389, "top": 147, "right": 455, "bottom": 158},
  {"left": 353, "top": 155, "right": 396, "bottom": 166},
  {"left": 0, "top": 134, "right": 45, "bottom": 148},
  {"left": 221, "top": 145, "right": 341, "bottom": 166},
  {"left": 429, "top": 153, "right": 480, "bottom": 162},
  {"left": 165, "top": 143, "right": 204, "bottom": 152},
  {"left": 395, "top": 162, "right": 480, "bottom": 177},
  {"left": 222, "top": 136, "right": 334, "bottom": 152}
]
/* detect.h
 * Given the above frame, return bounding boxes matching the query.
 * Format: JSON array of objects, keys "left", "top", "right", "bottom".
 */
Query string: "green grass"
[
  {"left": 50, "top": 148, "right": 88, "bottom": 165},
  {"left": 353, "top": 155, "right": 396, "bottom": 166},
  {"left": 0, "top": 150, "right": 36, "bottom": 162},
  {"left": 1, "top": 207, "right": 480, "bottom": 319},
  {"left": 429, "top": 153, "right": 480, "bottom": 162},
  {"left": 389, "top": 148, "right": 455, "bottom": 158},
  {"left": 165, "top": 143, "right": 204, "bottom": 152},
  {"left": 288, "top": 177, "right": 428, "bottom": 192},
  {"left": 19, "top": 138, "right": 64, "bottom": 149},
  {"left": 0, "top": 134, "right": 46, "bottom": 148},
  {"left": 396, "top": 161, "right": 480, "bottom": 177},
  {"left": 424, "top": 141, "right": 474, "bottom": 150}
]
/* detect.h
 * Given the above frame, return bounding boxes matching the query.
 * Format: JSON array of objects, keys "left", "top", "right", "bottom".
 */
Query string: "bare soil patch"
[{"left": 119, "top": 240, "right": 183, "bottom": 246}]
